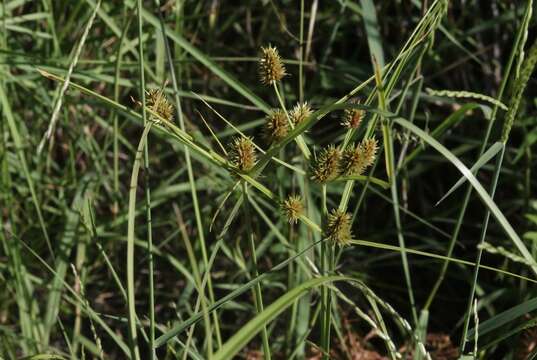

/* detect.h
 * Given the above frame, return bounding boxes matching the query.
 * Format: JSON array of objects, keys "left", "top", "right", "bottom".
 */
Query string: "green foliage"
[{"left": 1, "top": 1, "right": 537, "bottom": 359}]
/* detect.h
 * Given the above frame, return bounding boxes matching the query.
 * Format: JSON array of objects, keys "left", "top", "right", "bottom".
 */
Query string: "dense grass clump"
[{"left": 2, "top": 1, "right": 537, "bottom": 359}]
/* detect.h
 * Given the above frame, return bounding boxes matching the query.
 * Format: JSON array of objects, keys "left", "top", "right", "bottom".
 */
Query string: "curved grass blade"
[
  {"left": 213, "top": 276, "right": 351, "bottom": 360},
  {"left": 126, "top": 124, "right": 153, "bottom": 360},
  {"left": 435, "top": 142, "right": 504, "bottom": 206},
  {"left": 154, "top": 239, "right": 326, "bottom": 348},
  {"left": 392, "top": 117, "right": 537, "bottom": 276}
]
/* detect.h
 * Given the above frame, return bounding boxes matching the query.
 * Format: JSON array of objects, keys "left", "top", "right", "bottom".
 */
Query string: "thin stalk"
[
  {"left": 242, "top": 182, "right": 271, "bottom": 360},
  {"left": 173, "top": 204, "right": 213, "bottom": 360},
  {"left": 126, "top": 124, "right": 152, "bottom": 360},
  {"left": 460, "top": 12, "right": 537, "bottom": 350},
  {"left": 299, "top": 0, "right": 304, "bottom": 103},
  {"left": 459, "top": 147, "right": 504, "bottom": 351},
  {"left": 320, "top": 184, "right": 330, "bottom": 360},
  {"left": 157, "top": 3, "right": 222, "bottom": 347},
  {"left": 112, "top": 9, "right": 132, "bottom": 214},
  {"left": 425, "top": 1, "right": 536, "bottom": 312},
  {"left": 375, "top": 55, "right": 417, "bottom": 324},
  {"left": 135, "top": 0, "right": 156, "bottom": 357}
]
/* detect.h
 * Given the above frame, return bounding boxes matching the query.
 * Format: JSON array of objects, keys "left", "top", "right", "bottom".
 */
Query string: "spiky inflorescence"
[
  {"left": 341, "top": 143, "right": 367, "bottom": 176},
  {"left": 259, "top": 45, "right": 286, "bottom": 85},
  {"left": 290, "top": 102, "right": 313, "bottom": 125},
  {"left": 326, "top": 209, "right": 353, "bottom": 246},
  {"left": 147, "top": 88, "right": 174, "bottom": 123},
  {"left": 229, "top": 136, "right": 257, "bottom": 172},
  {"left": 310, "top": 145, "right": 341, "bottom": 183},
  {"left": 282, "top": 195, "right": 304, "bottom": 224},
  {"left": 264, "top": 109, "right": 288, "bottom": 143},
  {"left": 361, "top": 137, "right": 378, "bottom": 167},
  {"left": 341, "top": 100, "right": 363, "bottom": 129}
]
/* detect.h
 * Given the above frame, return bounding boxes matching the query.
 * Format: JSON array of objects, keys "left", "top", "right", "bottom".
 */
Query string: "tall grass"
[{"left": 2, "top": 1, "right": 537, "bottom": 359}]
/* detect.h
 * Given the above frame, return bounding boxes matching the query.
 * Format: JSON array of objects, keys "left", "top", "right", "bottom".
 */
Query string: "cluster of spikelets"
[
  {"left": 311, "top": 138, "right": 378, "bottom": 183},
  {"left": 147, "top": 88, "right": 174, "bottom": 123},
  {"left": 281, "top": 195, "right": 353, "bottom": 246},
  {"left": 326, "top": 209, "right": 353, "bottom": 246},
  {"left": 341, "top": 99, "right": 364, "bottom": 129},
  {"left": 259, "top": 45, "right": 286, "bottom": 85},
  {"left": 229, "top": 136, "right": 257, "bottom": 173},
  {"left": 281, "top": 195, "right": 304, "bottom": 224},
  {"left": 264, "top": 102, "right": 313, "bottom": 144}
]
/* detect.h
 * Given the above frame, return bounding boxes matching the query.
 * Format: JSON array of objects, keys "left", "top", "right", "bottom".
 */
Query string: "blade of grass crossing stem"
[
  {"left": 435, "top": 142, "right": 504, "bottom": 206},
  {"left": 154, "top": 239, "right": 326, "bottom": 347},
  {"left": 213, "top": 276, "right": 351, "bottom": 360},
  {"left": 392, "top": 117, "right": 537, "bottom": 276},
  {"left": 37, "top": 0, "right": 101, "bottom": 154},
  {"left": 157, "top": 5, "right": 223, "bottom": 347},
  {"left": 273, "top": 82, "right": 310, "bottom": 159},
  {"left": 0, "top": 83, "right": 53, "bottom": 258},
  {"left": 242, "top": 182, "right": 271, "bottom": 359},
  {"left": 126, "top": 124, "right": 152, "bottom": 360},
  {"left": 461, "top": 5, "right": 537, "bottom": 350},
  {"left": 373, "top": 56, "right": 418, "bottom": 324},
  {"left": 135, "top": 0, "right": 155, "bottom": 357}
]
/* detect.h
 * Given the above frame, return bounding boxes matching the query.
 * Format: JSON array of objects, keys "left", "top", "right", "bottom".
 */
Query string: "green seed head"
[
  {"left": 282, "top": 195, "right": 304, "bottom": 224},
  {"left": 229, "top": 136, "right": 257, "bottom": 172},
  {"left": 147, "top": 88, "right": 174, "bottom": 123},
  {"left": 265, "top": 109, "right": 289, "bottom": 143},
  {"left": 361, "top": 137, "right": 378, "bottom": 167},
  {"left": 341, "top": 143, "right": 367, "bottom": 176},
  {"left": 326, "top": 209, "right": 353, "bottom": 246},
  {"left": 259, "top": 45, "right": 286, "bottom": 85},
  {"left": 310, "top": 145, "right": 341, "bottom": 183},
  {"left": 341, "top": 99, "right": 363, "bottom": 129},
  {"left": 290, "top": 102, "right": 313, "bottom": 125}
]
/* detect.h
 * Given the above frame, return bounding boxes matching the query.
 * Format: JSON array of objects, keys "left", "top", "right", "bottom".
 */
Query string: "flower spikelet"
[
  {"left": 341, "top": 143, "right": 367, "bottom": 176},
  {"left": 361, "top": 137, "right": 378, "bottom": 167},
  {"left": 147, "top": 88, "right": 174, "bottom": 123},
  {"left": 341, "top": 99, "right": 363, "bottom": 129},
  {"left": 310, "top": 145, "right": 341, "bottom": 183},
  {"left": 326, "top": 209, "right": 353, "bottom": 246},
  {"left": 282, "top": 195, "right": 304, "bottom": 224},
  {"left": 259, "top": 45, "right": 286, "bottom": 85},
  {"left": 229, "top": 136, "right": 257, "bottom": 172},
  {"left": 265, "top": 109, "right": 289, "bottom": 143},
  {"left": 290, "top": 102, "right": 313, "bottom": 125}
]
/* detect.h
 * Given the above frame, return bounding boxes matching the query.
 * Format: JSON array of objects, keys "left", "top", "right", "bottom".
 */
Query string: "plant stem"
[{"left": 242, "top": 182, "right": 271, "bottom": 360}]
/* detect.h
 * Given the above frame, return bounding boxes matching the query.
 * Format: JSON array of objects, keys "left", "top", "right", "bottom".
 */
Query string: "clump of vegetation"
[{"left": 2, "top": 1, "right": 537, "bottom": 360}]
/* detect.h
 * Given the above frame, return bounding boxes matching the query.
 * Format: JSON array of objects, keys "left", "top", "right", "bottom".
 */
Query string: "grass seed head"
[
  {"left": 290, "top": 102, "right": 313, "bottom": 125},
  {"left": 341, "top": 143, "right": 367, "bottom": 176},
  {"left": 229, "top": 136, "right": 257, "bottom": 172},
  {"left": 265, "top": 109, "right": 289, "bottom": 143},
  {"left": 361, "top": 137, "right": 378, "bottom": 167},
  {"left": 310, "top": 145, "right": 341, "bottom": 183},
  {"left": 341, "top": 99, "right": 363, "bottom": 129},
  {"left": 147, "top": 88, "right": 174, "bottom": 123},
  {"left": 326, "top": 209, "right": 353, "bottom": 246},
  {"left": 259, "top": 45, "right": 286, "bottom": 85},
  {"left": 282, "top": 195, "right": 304, "bottom": 224}
]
